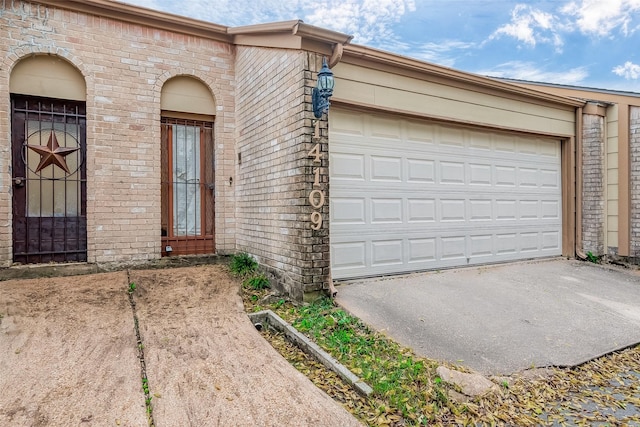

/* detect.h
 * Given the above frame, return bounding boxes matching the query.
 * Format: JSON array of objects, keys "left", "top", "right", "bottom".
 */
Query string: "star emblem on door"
[{"left": 27, "top": 131, "right": 79, "bottom": 174}]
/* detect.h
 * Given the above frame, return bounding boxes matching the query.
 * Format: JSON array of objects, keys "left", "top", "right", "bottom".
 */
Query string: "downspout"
[
  {"left": 327, "top": 42, "right": 343, "bottom": 298},
  {"left": 328, "top": 43, "right": 343, "bottom": 68},
  {"left": 575, "top": 106, "right": 587, "bottom": 260}
]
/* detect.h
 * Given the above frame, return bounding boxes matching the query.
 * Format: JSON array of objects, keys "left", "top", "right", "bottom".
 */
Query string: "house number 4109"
[{"left": 308, "top": 143, "right": 325, "bottom": 230}]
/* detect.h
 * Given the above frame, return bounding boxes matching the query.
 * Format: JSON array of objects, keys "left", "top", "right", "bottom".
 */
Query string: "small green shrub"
[
  {"left": 586, "top": 251, "right": 599, "bottom": 263},
  {"left": 230, "top": 252, "right": 258, "bottom": 277},
  {"left": 243, "top": 272, "right": 270, "bottom": 290}
]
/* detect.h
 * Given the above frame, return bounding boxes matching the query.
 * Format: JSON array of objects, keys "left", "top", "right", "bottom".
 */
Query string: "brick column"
[
  {"left": 303, "top": 53, "right": 331, "bottom": 300},
  {"left": 235, "top": 47, "right": 323, "bottom": 301},
  {"left": 581, "top": 112, "right": 605, "bottom": 255}
]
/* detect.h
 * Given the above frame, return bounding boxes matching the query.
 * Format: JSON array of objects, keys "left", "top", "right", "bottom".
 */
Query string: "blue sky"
[{"left": 120, "top": 0, "right": 640, "bottom": 92}]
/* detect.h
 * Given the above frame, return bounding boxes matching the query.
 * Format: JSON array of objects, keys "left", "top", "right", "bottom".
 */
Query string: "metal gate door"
[
  {"left": 11, "top": 95, "right": 87, "bottom": 263},
  {"left": 161, "top": 117, "right": 215, "bottom": 256}
]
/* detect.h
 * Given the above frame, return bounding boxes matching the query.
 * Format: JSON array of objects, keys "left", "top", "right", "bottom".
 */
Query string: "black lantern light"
[{"left": 312, "top": 57, "right": 335, "bottom": 118}]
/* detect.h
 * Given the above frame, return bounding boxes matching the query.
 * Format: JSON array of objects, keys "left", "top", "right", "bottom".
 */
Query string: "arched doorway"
[
  {"left": 160, "top": 76, "right": 216, "bottom": 256},
  {"left": 10, "top": 55, "right": 87, "bottom": 263}
]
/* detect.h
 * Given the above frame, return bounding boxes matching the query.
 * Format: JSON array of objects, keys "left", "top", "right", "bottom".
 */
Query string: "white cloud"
[
  {"left": 302, "top": 0, "right": 416, "bottom": 44},
  {"left": 408, "top": 41, "right": 477, "bottom": 67},
  {"left": 489, "top": 4, "right": 564, "bottom": 51},
  {"left": 613, "top": 61, "right": 640, "bottom": 79},
  {"left": 477, "top": 61, "right": 589, "bottom": 85},
  {"left": 562, "top": 0, "right": 640, "bottom": 36},
  {"left": 122, "top": 0, "right": 416, "bottom": 45}
]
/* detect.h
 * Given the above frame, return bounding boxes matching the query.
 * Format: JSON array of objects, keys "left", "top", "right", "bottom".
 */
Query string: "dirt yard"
[{"left": 0, "top": 265, "right": 361, "bottom": 427}]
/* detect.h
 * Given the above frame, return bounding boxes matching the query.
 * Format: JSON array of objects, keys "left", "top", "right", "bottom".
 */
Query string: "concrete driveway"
[
  {"left": 335, "top": 259, "right": 640, "bottom": 375},
  {"left": 0, "top": 265, "right": 361, "bottom": 427}
]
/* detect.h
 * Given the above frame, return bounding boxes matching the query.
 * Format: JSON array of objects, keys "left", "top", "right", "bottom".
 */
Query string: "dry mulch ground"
[
  {"left": 0, "top": 265, "right": 362, "bottom": 427},
  {"left": 243, "top": 285, "right": 640, "bottom": 427}
]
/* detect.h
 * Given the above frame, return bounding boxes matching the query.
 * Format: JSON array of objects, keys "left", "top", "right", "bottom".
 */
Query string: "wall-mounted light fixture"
[{"left": 312, "top": 57, "right": 335, "bottom": 119}]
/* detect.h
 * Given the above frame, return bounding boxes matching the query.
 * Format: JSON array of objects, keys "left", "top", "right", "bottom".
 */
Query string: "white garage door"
[{"left": 329, "top": 109, "right": 563, "bottom": 280}]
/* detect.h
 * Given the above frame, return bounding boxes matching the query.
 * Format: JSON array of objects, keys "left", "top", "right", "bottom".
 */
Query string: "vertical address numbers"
[{"left": 308, "top": 143, "right": 325, "bottom": 230}]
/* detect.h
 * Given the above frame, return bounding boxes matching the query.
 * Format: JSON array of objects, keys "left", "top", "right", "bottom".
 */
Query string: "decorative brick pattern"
[
  {"left": 0, "top": 1, "right": 236, "bottom": 266},
  {"left": 630, "top": 106, "right": 640, "bottom": 258},
  {"left": 581, "top": 113, "right": 605, "bottom": 255}
]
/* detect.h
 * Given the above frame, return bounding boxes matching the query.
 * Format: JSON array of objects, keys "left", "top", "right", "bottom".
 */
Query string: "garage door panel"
[
  {"left": 542, "top": 200, "right": 561, "bottom": 219},
  {"left": 407, "top": 159, "right": 436, "bottom": 182},
  {"left": 331, "top": 157, "right": 558, "bottom": 190},
  {"left": 469, "top": 163, "right": 492, "bottom": 185},
  {"left": 371, "top": 198, "right": 403, "bottom": 223},
  {"left": 330, "top": 109, "right": 562, "bottom": 279},
  {"left": 542, "top": 231, "right": 561, "bottom": 250},
  {"left": 371, "top": 117, "right": 402, "bottom": 139},
  {"left": 371, "top": 240, "right": 404, "bottom": 266},
  {"left": 470, "top": 235, "right": 493, "bottom": 257},
  {"left": 408, "top": 238, "right": 437, "bottom": 262},
  {"left": 330, "top": 153, "right": 365, "bottom": 180},
  {"left": 332, "top": 242, "right": 366, "bottom": 270},
  {"left": 371, "top": 156, "right": 402, "bottom": 181},
  {"left": 330, "top": 194, "right": 562, "bottom": 227},
  {"left": 520, "top": 232, "right": 540, "bottom": 252},
  {"left": 330, "top": 229, "right": 563, "bottom": 279},
  {"left": 407, "top": 199, "right": 436, "bottom": 222},
  {"left": 331, "top": 198, "right": 366, "bottom": 224},
  {"left": 541, "top": 169, "right": 560, "bottom": 188}
]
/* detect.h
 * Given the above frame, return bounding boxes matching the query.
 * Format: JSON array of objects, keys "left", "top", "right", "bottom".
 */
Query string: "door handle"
[{"left": 13, "top": 177, "right": 25, "bottom": 187}]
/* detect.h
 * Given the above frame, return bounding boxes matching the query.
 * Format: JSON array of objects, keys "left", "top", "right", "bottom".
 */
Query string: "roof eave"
[{"left": 229, "top": 20, "right": 353, "bottom": 45}]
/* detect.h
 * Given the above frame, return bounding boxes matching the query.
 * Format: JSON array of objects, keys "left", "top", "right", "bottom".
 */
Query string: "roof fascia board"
[
  {"left": 31, "top": 0, "right": 232, "bottom": 43},
  {"left": 234, "top": 34, "right": 303, "bottom": 50},
  {"left": 342, "top": 44, "right": 584, "bottom": 108},
  {"left": 227, "top": 20, "right": 302, "bottom": 35},
  {"left": 505, "top": 80, "right": 640, "bottom": 106},
  {"left": 293, "top": 22, "right": 353, "bottom": 45},
  {"left": 229, "top": 20, "right": 352, "bottom": 48}
]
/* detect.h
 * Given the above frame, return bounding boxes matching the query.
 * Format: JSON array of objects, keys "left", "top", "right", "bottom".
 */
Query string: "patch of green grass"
[
  {"left": 243, "top": 272, "right": 270, "bottom": 290},
  {"left": 229, "top": 252, "right": 258, "bottom": 277},
  {"left": 128, "top": 282, "right": 136, "bottom": 293},
  {"left": 279, "top": 298, "right": 446, "bottom": 422},
  {"left": 242, "top": 284, "right": 640, "bottom": 426}
]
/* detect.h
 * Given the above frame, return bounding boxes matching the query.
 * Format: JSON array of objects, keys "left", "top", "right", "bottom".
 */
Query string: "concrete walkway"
[
  {"left": 0, "top": 265, "right": 361, "bottom": 427},
  {"left": 336, "top": 259, "right": 640, "bottom": 375}
]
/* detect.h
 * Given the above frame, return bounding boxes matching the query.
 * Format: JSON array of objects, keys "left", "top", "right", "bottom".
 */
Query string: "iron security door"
[
  {"left": 161, "top": 118, "right": 215, "bottom": 256},
  {"left": 11, "top": 96, "right": 87, "bottom": 263}
]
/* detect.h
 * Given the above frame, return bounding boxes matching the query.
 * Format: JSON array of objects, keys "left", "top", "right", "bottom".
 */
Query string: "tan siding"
[{"left": 333, "top": 63, "right": 576, "bottom": 136}]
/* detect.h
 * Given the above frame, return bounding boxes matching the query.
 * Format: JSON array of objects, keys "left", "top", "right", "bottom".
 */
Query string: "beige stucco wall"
[
  {"left": 0, "top": 1, "right": 236, "bottom": 266},
  {"left": 333, "top": 63, "right": 576, "bottom": 137}
]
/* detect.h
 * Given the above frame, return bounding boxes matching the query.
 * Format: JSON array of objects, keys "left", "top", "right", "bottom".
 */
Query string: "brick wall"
[
  {"left": 581, "top": 112, "right": 605, "bottom": 255},
  {"left": 235, "top": 47, "right": 329, "bottom": 300},
  {"left": 631, "top": 106, "right": 640, "bottom": 258},
  {"left": 0, "top": 1, "right": 236, "bottom": 266}
]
